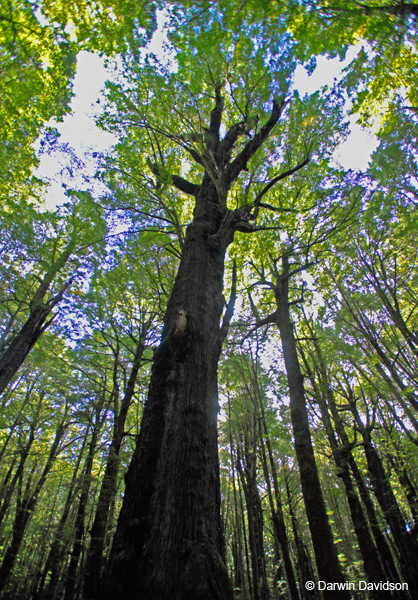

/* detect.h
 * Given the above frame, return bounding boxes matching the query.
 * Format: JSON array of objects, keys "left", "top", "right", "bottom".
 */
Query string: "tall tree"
[{"left": 95, "top": 14, "right": 338, "bottom": 599}]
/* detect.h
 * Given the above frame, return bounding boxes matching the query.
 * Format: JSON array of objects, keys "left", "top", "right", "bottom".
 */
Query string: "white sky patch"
[
  {"left": 333, "top": 115, "right": 379, "bottom": 170},
  {"left": 36, "top": 31, "right": 379, "bottom": 208},
  {"left": 35, "top": 11, "right": 172, "bottom": 209},
  {"left": 35, "top": 52, "right": 117, "bottom": 208},
  {"left": 144, "top": 9, "right": 174, "bottom": 63},
  {"left": 293, "top": 49, "right": 379, "bottom": 171},
  {"left": 293, "top": 54, "right": 351, "bottom": 96}
]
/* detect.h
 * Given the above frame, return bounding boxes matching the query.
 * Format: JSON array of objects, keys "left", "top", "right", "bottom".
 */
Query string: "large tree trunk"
[
  {"left": 98, "top": 188, "right": 233, "bottom": 599},
  {"left": 97, "top": 89, "right": 288, "bottom": 600}
]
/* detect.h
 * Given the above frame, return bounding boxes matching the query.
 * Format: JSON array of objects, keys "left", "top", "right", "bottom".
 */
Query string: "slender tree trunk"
[
  {"left": 284, "top": 471, "right": 317, "bottom": 600},
  {"left": 0, "top": 380, "right": 35, "bottom": 463},
  {"left": 0, "top": 426, "right": 35, "bottom": 532},
  {"left": 0, "top": 491, "right": 33, "bottom": 593},
  {"left": 272, "top": 256, "right": 349, "bottom": 599},
  {"left": 299, "top": 342, "right": 392, "bottom": 599},
  {"left": 0, "top": 420, "right": 66, "bottom": 592},
  {"left": 27, "top": 486, "right": 62, "bottom": 600},
  {"left": 64, "top": 401, "right": 104, "bottom": 600},
  {"left": 259, "top": 438, "right": 300, "bottom": 600},
  {"left": 337, "top": 284, "right": 418, "bottom": 412},
  {"left": 237, "top": 469, "right": 253, "bottom": 600},
  {"left": 82, "top": 336, "right": 145, "bottom": 600},
  {"left": 257, "top": 413, "right": 300, "bottom": 600},
  {"left": 34, "top": 427, "right": 90, "bottom": 600},
  {"left": 355, "top": 419, "right": 418, "bottom": 595},
  {"left": 394, "top": 464, "right": 418, "bottom": 527},
  {"left": 0, "top": 249, "right": 72, "bottom": 396},
  {"left": 236, "top": 443, "right": 268, "bottom": 600},
  {"left": 348, "top": 454, "right": 403, "bottom": 586},
  {"left": 228, "top": 400, "right": 249, "bottom": 600}
]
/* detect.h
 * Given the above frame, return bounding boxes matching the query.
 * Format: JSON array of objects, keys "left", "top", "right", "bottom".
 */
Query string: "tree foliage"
[{"left": 1, "top": 1, "right": 418, "bottom": 599}]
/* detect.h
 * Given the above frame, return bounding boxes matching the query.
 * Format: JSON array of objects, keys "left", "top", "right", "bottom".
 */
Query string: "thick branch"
[
  {"left": 353, "top": 1, "right": 418, "bottom": 18},
  {"left": 242, "top": 310, "right": 278, "bottom": 342},
  {"left": 324, "top": 1, "right": 418, "bottom": 18},
  {"left": 225, "top": 98, "right": 287, "bottom": 186},
  {"left": 256, "top": 311, "right": 278, "bottom": 328},
  {"left": 276, "top": 261, "right": 315, "bottom": 285},
  {"left": 171, "top": 175, "right": 200, "bottom": 196},
  {"left": 209, "top": 85, "right": 224, "bottom": 140},
  {"left": 148, "top": 161, "right": 200, "bottom": 196},
  {"left": 219, "top": 261, "right": 237, "bottom": 345},
  {"left": 218, "top": 121, "right": 246, "bottom": 162}
]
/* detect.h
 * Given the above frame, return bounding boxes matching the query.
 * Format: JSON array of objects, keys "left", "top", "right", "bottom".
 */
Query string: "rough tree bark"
[
  {"left": 98, "top": 89, "right": 300, "bottom": 600},
  {"left": 257, "top": 255, "right": 350, "bottom": 600}
]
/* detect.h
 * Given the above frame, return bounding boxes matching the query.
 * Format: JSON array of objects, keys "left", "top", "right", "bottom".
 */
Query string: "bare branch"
[
  {"left": 220, "top": 261, "right": 237, "bottom": 345},
  {"left": 252, "top": 158, "right": 310, "bottom": 210}
]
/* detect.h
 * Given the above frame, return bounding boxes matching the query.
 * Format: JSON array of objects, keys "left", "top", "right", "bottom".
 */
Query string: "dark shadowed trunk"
[
  {"left": 83, "top": 335, "right": 145, "bottom": 599},
  {"left": 98, "top": 193, "right": 234, "bottom": 599},
  {"left": 0, "top": 250, "right": 72, "bottom": 396},
  {"left": 0, "top": 419, "right": 66, "bottom": 593},
  {"left": 271, "top": 255, "right": 350, "bottom": 600},
  {"left": 98, "top": 92, "right": 292, "bottom": 600},
  {"left": 299, "top": 341, "right": 392, "bottom": 599}
]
